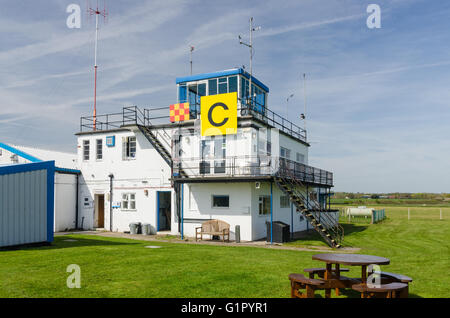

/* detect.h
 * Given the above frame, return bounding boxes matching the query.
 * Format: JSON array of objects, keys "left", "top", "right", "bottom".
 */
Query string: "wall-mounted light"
[{"left": 144, "top": 189, "right": 148, "bottom": 196}]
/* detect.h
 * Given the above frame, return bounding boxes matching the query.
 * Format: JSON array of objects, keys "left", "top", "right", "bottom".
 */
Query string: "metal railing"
[
  {"left": 172, "top": 155, "right": 333, "bottom": 187},
  {"left": 276, "top": 165, "right": 343, "bottom": 244},
  {"left": 80, "top": 106, "right": 146, "bottom": 131},
  {"left": 238, "top": 98, "right": 307, "bottom": 143},
  {"left": 80, "top": 103, "right": 307, "bottom": 143}
]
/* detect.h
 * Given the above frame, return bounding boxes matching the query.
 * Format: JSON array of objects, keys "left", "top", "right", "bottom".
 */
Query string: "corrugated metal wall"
[{"left": 0, "top": 161, "right": 54, "bottom": 247}]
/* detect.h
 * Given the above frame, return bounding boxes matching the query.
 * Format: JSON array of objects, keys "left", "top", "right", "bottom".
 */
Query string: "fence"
[
  {"left": 372, "top": 209, "right": 386, "bottom": 223},
  {"left": 340, "top": 207, "right": 386, "bottom": 224}
]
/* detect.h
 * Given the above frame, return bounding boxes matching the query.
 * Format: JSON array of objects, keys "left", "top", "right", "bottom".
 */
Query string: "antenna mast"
[
  {"left": 88, "top": 0, "right": 108, "bottom": 130},
  {"left": 189, "top": 46, "right": 194, "bottom": 75},
  {"left": 303, "top": 73, "right": 307, "bottom": 131},
  {"left": 239, "top": 17, "right": 260, "bottom": 107}
]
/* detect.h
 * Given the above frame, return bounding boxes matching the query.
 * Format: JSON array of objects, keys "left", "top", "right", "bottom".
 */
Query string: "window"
[
  {"left": 228, "top": 76, "right": 237, "bottom": 93},
  {"left": 258, "top": 196, "right": 271, "bottom": 215},
  {"left": 208, "top": 79, "right": 217, "bottom": 95},
  {"left": 122, "top": 193, "right": 136, "bottom": 210},
  {"left": 83, "top": 140, "right": 90, "bottom": 161},
  {"left": 218, "top": 77, "right": 227, "bottom": 94},
  {"left": 96, "top": 139, "right": 103, "bottom": 160},
  {"left": 280, "top": 195, "right": 290, "bottom": 208},
  {"left": 178, "top": 84, "right": 187, "bottom": 103},
  {"left": 214, "top": 136, "right": 226, "bottom": 174},
  {"left": 212, "top": 195, "right": 229, "bottom": 208},
  {"left": 123, "top": 136, "right": 136, "bottom": 159},
  {"left": 280, "top": 147, "right": 291, "bottom": 159},
  {"left": 296, "top": 153, "right": 305, "bottom": 163}
]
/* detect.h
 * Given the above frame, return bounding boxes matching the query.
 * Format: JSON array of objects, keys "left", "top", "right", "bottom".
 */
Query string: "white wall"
[
  {"left": 54, "top": 173, "right": 77, "bottom": 232},
  {"left": 77, "top": 129, "right": 173, "bottom": 232},
  {"left": 181, "top": 182, "right": 253, "bottom": 241},
  {"left": 250, "top": 182, "right": 309, "bottom": 241}
]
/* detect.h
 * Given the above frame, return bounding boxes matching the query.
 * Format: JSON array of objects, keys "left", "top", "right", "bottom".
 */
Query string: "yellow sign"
[{"left": 201, "top": 92, "right": 237, "bottom": 136}]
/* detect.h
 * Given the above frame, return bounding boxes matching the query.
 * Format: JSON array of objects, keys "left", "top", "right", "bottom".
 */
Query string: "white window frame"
[
  {"left": 123, "top": 136, "right": 137, "bottom": 160},
  {"left": 258, "top": 195, "right": 271, "bottom": 215},
  {"left": 121, "top": 193, "right": 136, "bottom": 211},
  {"left": 280, "top": 146, "right": 291, "bottom": 159},
  {"left": 280, "top": 195, "right": 290, "bottom": 209},
  {"left": 83, "top": 140, "right": 90, "bottom": 161},
  {"left": 96, "top": 139, "right": 103, "bottom": 161},
  {"left": 296, "top": 152, "right": 305, "bottom": 163}
]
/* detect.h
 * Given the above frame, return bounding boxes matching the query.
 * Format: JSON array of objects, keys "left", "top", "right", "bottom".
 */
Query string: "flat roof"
[{"left": 175, "top": 68, "right": 269, "bottom": 93}]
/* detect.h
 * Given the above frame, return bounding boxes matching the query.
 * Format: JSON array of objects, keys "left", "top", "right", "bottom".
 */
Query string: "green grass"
[{"left": 0, "top": 205, "right": 449, "bottom": 298}]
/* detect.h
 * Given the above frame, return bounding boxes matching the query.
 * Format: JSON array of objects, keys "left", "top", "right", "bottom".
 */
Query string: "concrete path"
[{"left": 55, "top": 231, "right": 360, "bottom": 253}]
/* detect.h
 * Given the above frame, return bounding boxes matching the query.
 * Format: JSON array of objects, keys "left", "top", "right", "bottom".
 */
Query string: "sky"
[{"left": 0, "top": 0, "right": 449, "bottom": 193}]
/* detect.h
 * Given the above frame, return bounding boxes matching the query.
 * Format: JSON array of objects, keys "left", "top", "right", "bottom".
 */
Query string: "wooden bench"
[
  {"left": 195, "top": 219, "right": 230, "bottom": 242},
  {"left": 352, "top": 282, "right": 408, "bottom": 298},
  {"left": 374, "top": 271, "right": 412, "bottom": 298},
  {"left": 304, "top": 267, "right": 349, "bottom": 279},
  {"left": 289, "top": 273, "right": 327, "bottom": 298},
  {"left": 304, "top": 267, "right": 351, "bottom": 296}
]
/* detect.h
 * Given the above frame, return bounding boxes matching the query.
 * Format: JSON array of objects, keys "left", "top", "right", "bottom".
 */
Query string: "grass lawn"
[{"left": 0, "top": 205, "right": 448, "bottom": 298}]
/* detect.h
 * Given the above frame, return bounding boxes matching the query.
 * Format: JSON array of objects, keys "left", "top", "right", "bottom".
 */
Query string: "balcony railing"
[
  {"left": 238, "top": 98, "right": 307, "bottom": 143},
  {"left": 80, "top": 105, "right": 307, "bottom": 143},
  {"left": 173, "top": 156, "right": 333, "bottom": 187},
  {"left": 80, "top": 106, "right": 147, "bottom": 132}
]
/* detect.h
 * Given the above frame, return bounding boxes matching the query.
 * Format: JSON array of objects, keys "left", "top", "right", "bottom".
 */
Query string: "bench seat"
[
  {"left": 289, "top": 273, "right": 327, "bottom": 298},
  {"left": 352, "top": 282, "right": 408, "bottom": 298},
  {"left": 195, "top": 219, "right": 230, "bottom": 242}
]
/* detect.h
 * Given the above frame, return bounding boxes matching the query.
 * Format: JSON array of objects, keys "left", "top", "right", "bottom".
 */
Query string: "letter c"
[{"left": 208, "top": 102, "right": 229, "bottom": 127}]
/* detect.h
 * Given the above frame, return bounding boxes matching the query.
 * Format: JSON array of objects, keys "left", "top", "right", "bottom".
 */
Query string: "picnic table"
[{"left": 311, "top": 253, "right": 390, "bottom": 298}]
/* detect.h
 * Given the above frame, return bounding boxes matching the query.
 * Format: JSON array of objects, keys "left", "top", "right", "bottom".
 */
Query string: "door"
[
  {"left": 95, "top": 194, "right": 105, "bottom": 228},
  {"left": 157, "top": 191, "right": 172, "bottom": 231},
  {"left": 188, "top": 81, "right": 207, "bottom": 119},
  {"left": 200, "top": 136, "right": 226, "bottom": 175}
]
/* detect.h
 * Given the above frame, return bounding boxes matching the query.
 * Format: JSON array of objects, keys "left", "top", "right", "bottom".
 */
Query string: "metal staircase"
[
  {"left": 274, "top": 165, "right": 344, "bottom": 248},
  {"left": 137, "top": 125, "right": 172, "bottom": 166},
  {"left": 122, "top": 106, "right": 188, "bottom": 178}
]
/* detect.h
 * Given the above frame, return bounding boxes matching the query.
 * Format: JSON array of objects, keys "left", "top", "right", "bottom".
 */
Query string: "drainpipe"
[
  {"left": 108, "top": 173, "right": 114, "bottom": 231},
  {"left": 270, "top": 182, "right": 273, "bottom": 245},
  {"left": 290, "top": 202, "right": 293, "bottom": 240},
  {"left": 75, "top": 173, "right": 79, "bottom": 229},
  {"left": 306, "top": 185, "right": 309, "bottom": 231},
  {"left": 181, "top": 183, "right": 184, "bottom": 240}
]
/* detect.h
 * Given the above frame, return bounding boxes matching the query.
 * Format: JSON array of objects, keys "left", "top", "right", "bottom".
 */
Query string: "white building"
[
  {"left": 76, "top": 69, "right": 342, "bottom": 247},
  {"left": 0, "top": 142, "right": 79, "bottom": 232}
]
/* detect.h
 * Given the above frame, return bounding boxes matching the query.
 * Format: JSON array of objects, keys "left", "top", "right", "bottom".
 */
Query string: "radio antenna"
[
  {"left": 239, "top": 17, "right": 261, "bottom": 107},
  {"left": 302, "top": 73, "right": 307, "bottom": 131},
  {"left": 87, "top": 0, "right": 108, "bottom": 130},
  {"left": 189, "top": 46, "right": 194, "bottom": 75}
]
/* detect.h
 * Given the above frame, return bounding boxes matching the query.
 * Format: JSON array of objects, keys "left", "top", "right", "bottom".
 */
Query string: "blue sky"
[{"left": 1, "top": 0, "right": 449, "bottom": 193}]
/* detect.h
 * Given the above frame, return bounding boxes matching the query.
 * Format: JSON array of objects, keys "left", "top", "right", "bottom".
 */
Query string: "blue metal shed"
[{"left": 0, "top": 161, "right": 55, "bottom": 247}]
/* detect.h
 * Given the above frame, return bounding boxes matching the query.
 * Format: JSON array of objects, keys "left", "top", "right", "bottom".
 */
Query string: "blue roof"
[
  {"left": 175, "top": 68, "right": 269, "bottom": 92},
  {"left": 0, "top": 142, "right": 81, "bottom": 174},
  {"left": 0, "top": 142, "right": 41, "bottom": 163}
]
